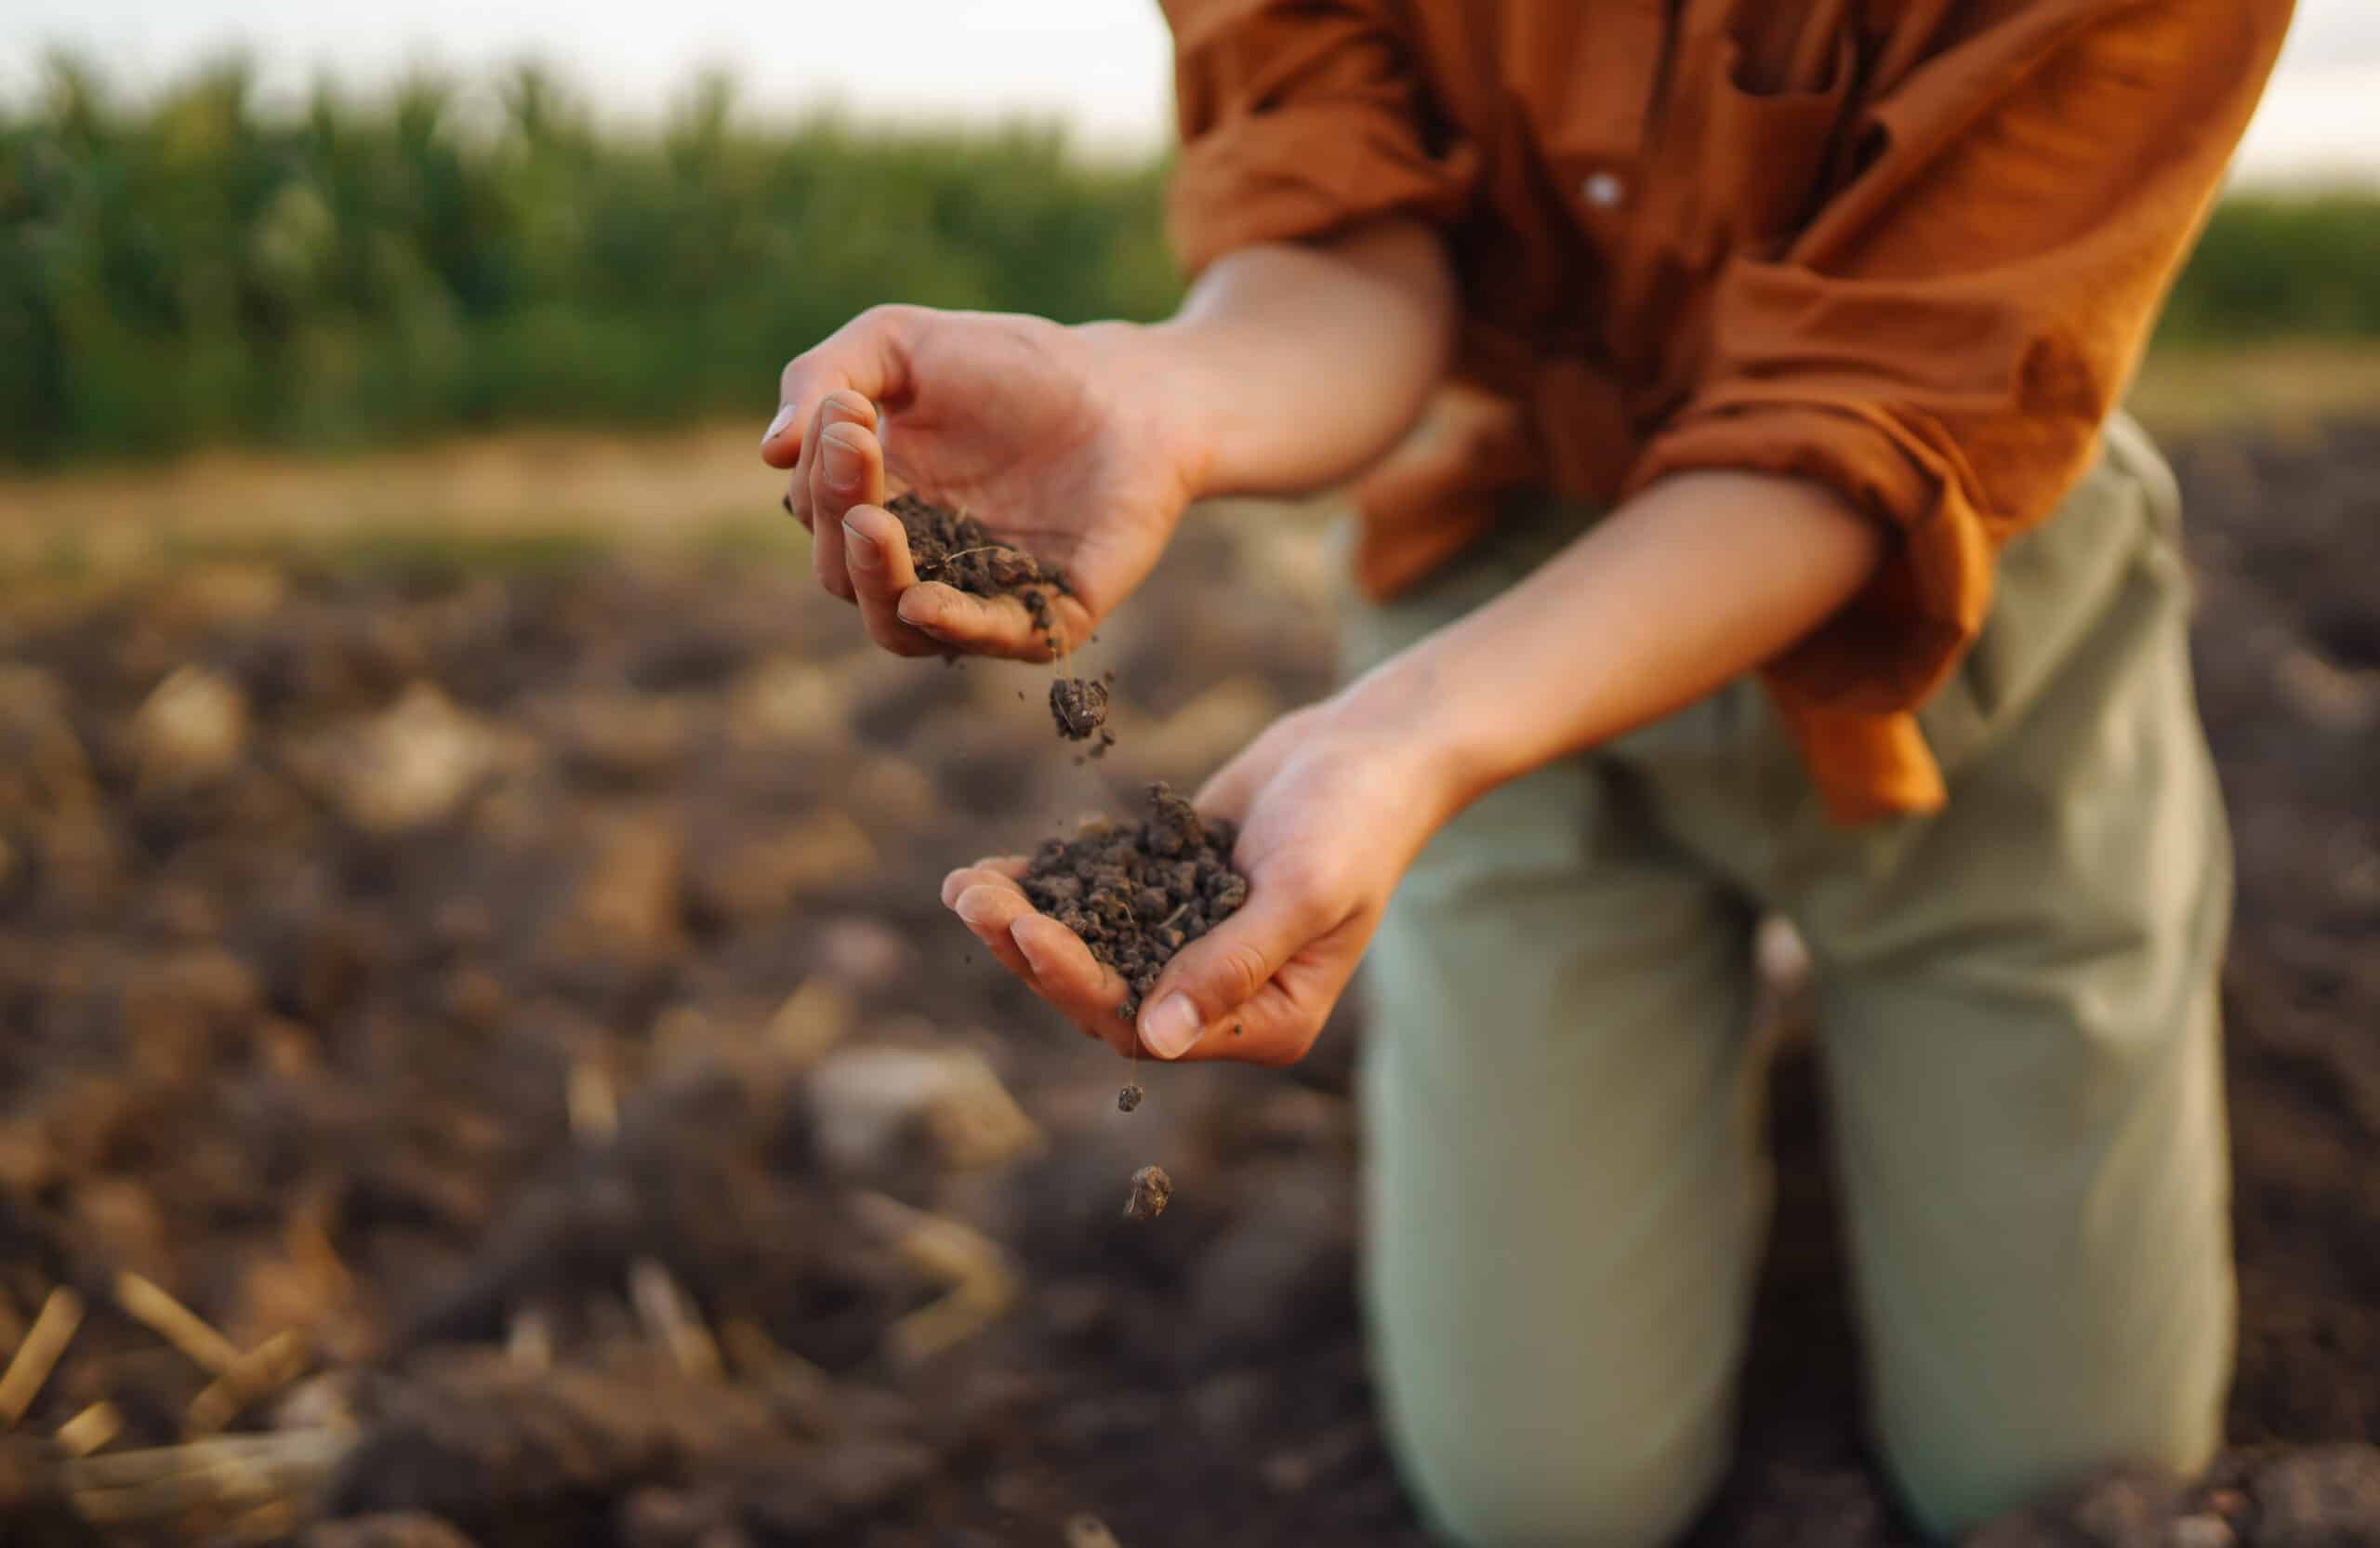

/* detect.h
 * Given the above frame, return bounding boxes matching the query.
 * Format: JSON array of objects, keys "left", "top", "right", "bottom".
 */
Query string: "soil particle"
[
  {"left": 1019, "top": 784, "right": 1249, "bottom": 1020},
  {"left": 1123, "top": 1166, "right": 1172, "bottom": 1222},
  {"left": 1117, "top": 1084, "right": 1144, "bottom": 1114}
]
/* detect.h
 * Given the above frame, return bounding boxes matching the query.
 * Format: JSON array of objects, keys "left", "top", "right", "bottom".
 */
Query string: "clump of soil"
[
  {"left": 891, "top": 494, "right": 1118, "bottom": 751},
  {"left": 1123, "top": 1165, "right": 1172, "bottom": 1222},
  {"left": 890, "top": 493, "right": 1070, "bottom": 649},
  {"left": 1048, "top": 677, "right": 1108, "bottom": 741},
  {"left": 1019, "top": 784, "right": 1250, "bottom": 1021},
  {"left": 1116, "top": 1083, "right": 1144, "bottom": 1114}
]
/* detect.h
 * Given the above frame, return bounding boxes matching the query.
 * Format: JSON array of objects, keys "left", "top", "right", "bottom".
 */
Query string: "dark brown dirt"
[
  {"left": 889, "top": 492, "right": 1070, "bottom": 651},
  {"left": 1122, "top": 1167, "right": 1172, "bottom": 1224},
  {"left": 0, "top": 419, "right": 2372, "bottom": 1547},
  {"left": 1048, "top": 676, "right": 1109, "bottom": 742},
  {"left": 1019, "top": 784, "right": 1250, "bottom": 1021},
  {"left": 1116, "top": 1084, "right": 1144, "bottom": 1114}
]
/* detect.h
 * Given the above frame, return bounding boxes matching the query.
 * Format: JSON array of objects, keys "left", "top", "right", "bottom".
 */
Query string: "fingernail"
[
  {"left": 1142, "top": 995, "right": 1202, "bottom": 1059},
  {"left": 842, "top": 519, "right": 880, "bottom": 569},
  {"left": 762, "top": 404, "right": 796, "bottom": 447},
  {"left": 895, "top": 590, "right": 937, "bottom": 627},
  {"left": 820, "top": 430, "right": 863, "bottom": 492},
  {"left": 954, "top": 890, "right": 995, "bottom": 927}
]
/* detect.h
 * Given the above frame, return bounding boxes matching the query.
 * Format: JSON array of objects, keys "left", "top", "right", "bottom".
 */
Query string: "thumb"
[{"left": 1136, "top": 878, "right": 1333, "bottom": 1060}]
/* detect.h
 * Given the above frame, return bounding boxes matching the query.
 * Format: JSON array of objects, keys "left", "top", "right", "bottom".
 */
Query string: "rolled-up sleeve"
[
  {"left": 1160, "top": 0, "right": 1477, "bottom": 276},
  {"left": 1625, "top": 0, "right": 2291, "bottom": 734}
]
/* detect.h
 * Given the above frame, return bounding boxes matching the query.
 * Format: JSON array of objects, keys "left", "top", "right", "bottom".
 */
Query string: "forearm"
[
  {"left": 1135, "top": 218, "right": 1458, "bottom": 500},
  {"left": 1342, "top": 470, "right": 1886, "bottom": 821}
]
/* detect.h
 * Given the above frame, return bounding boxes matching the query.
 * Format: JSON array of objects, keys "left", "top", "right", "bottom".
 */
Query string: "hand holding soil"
[
  {"left": 944, "top": 701, "right": 1453, "bottom": 1066},
  {"left": 762, "top": 308, "right": 1207, "bottom": 661}
]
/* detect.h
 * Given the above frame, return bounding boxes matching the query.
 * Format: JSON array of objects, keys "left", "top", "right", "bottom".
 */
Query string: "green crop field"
[{"left": 5, "top": 55, "right": 2376, "bottom": 470}]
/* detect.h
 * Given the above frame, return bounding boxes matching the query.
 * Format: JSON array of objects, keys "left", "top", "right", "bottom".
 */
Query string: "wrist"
[
  {"left": 1077, "top": 317, "right": 1226, "bottom": 505},
  {"left": 1323, "top": 649, "right": 1503, "bottom": 838}
]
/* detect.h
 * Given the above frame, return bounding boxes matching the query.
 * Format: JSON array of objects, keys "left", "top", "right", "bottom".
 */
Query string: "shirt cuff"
[{"left": 1624, "top": 389, "right": 1996, "bottom": 719}]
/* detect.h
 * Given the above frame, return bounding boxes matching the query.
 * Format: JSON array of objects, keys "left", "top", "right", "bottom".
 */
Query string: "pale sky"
[{"left": 4, "top": 0, "right": 2376, "bottom": 184}]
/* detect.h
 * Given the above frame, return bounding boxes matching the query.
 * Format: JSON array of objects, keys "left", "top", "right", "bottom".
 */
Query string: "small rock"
[
  {"left": 813, "top": 916, "right": 910, "bottom": 991},
  {"left": 133, "top": 665, "right": 251, "bottom": 787},
  {"left": 298, "top": 682, "right": 527, "bottom": 833}
]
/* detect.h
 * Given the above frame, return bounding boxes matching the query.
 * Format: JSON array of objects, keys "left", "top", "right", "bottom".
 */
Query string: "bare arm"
[
  {"left": 1343, "top": 469, "right": 1885, "bottom": 819},
  {"left": 1152, "top": 218, "right": 1458, "bottom": 498}
]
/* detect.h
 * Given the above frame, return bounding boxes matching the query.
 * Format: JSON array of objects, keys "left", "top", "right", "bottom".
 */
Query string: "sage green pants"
[{"left": 1343, "top": 414, "right": 2236, "bottom": 1547}]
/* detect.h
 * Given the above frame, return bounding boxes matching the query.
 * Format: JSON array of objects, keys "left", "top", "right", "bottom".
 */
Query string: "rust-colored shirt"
[{"left": 1161, "top": 0, "right": 2290, "bottom": 822}]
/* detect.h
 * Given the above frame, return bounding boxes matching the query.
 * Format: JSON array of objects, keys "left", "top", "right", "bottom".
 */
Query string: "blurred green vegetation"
[{"left": 4, "top": 55, "right": 2376, "bottom": 469}]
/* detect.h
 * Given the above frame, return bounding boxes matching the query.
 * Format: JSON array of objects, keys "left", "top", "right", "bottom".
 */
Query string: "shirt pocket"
[{"left": 1693, "top": 31, "right": 1856, "bottom": 260}]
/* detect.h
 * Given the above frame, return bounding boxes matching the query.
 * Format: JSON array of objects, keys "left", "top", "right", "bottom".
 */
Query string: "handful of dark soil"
[
  {"left": 1020, "top": 783, "right": 1250, "bottom": 1021},
  {"left": 891, "top": 492, "right": 1070, "bottom": 647}
]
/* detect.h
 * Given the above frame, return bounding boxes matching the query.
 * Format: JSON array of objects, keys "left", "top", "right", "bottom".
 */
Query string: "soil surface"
[
  {"left": 0, "top": 419, "right": 2373, "bottom": 1547},
  {"left": 1020, "top": 785, "right": 1248, "bottom": 1021}
]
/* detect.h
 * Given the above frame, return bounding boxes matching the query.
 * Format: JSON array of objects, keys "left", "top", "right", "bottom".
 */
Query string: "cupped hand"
[
  {"left": 940, "top": 699, "right": 1460, "bottom": 1065},
  {"left": 763, "top": 307, "right": 1210, "bottom": 660}
]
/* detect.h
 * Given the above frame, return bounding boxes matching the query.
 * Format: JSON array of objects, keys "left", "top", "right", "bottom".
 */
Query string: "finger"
[
  {"left": 842, "top": 502, "right": 951, "bottom": 657},
  {"left": 949, "top": 881, "right": 1042, "bottom": 990},
  {"left": 1134, "top": 880, "right": 1343, "bottom": 1061},
  {"left": 1151, "top": 933, "right": 1361, "bottom": 1066},
  {"left": 895, "top": 585, "right": 1094, "bottom": 664},
  {"left": 1009, "top": 913, "right": 1138, "bottom": 1055},
  {"left": 762, "top": 306, "right": 915, "bottom": 470},
  {"left": 940, "top": 860, "right": 1028, "bottom": 911},
  {"left": 806, "top": 394, "right": 879, "bottom": 602}
]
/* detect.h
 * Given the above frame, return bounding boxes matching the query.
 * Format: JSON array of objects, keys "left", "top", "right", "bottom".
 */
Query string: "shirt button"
[{"left": 1581, "top": 170, "right": 1625, "bottom": 209}]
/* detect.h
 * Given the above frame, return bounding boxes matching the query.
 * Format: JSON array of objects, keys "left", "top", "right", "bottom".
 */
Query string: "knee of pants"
[
  {"left": 1876, "top": 1343, "right": 2230, "bottom": 1541},
  {"left": 1393, "top": 1398, "right": 1734, "bottom": 1548}
]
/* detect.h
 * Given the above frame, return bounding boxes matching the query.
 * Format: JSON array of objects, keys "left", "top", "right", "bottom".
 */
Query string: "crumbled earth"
[
  {"left": 1116, "top": 1083, "right": 1144, "bottom": 1114},
  {"left": 1048, "top": 676, "right": 1109, "bottom": 743},
  {"left": 1123, "top": 1167, "right": 1172, "bottom": 1223},
  {"left": 0, "top": 421, "right": 2373, "bottom": 1546},
  {"left": 889, "top": 492, "right": 1071, "bottom": 652},
  {"left": 1019, "top": 784, "right": 1250, "bottom": 1020}
]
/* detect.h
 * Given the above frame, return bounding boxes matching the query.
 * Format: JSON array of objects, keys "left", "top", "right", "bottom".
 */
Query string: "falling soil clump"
[
  {"left": 1019, "top": 784, "right": 1250, "bottom": 1021},
  {"left": 1049, "top": 676, "right": 1109, "bottom": 741},
  {"left": 891, "top": 492, "right": 1071, "bottom": 649},
  {"left": 1124, "top": 1165, "right": 1172, "bottom": 1222},
  {"left": 1117, "top": 1083, "right": 1144, "bottom": 1114}
]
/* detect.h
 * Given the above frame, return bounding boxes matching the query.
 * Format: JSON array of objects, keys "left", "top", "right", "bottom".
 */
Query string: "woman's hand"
[
  {"left": 940, "top": 695, "right": 1462, "bottom": 1065},
  {"left": 764, "top": 222, "right": 1459, "bottom": 661},
  {"left": 763, "top": 308, "right": 1211, "bottom": 659}
]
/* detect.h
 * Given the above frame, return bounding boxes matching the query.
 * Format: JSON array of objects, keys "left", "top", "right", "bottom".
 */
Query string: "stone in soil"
[{"left": 1019, "top": 783, "right": 1250, "bottom": 1020}]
